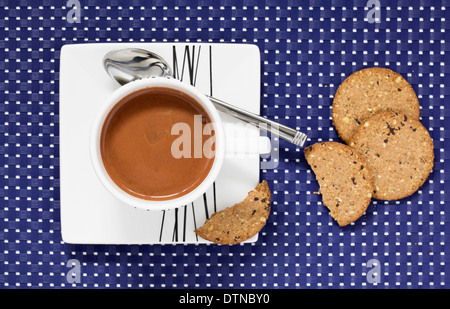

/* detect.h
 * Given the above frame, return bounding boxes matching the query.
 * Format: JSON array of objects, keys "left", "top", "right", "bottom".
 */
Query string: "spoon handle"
[{"left": 207, "top": 95, "right": 307, "bottom": 147}]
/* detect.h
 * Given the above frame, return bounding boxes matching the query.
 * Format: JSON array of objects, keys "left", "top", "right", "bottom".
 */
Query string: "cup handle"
[{"left": 223, "top": 123, "right": 272, "bottom": 157}]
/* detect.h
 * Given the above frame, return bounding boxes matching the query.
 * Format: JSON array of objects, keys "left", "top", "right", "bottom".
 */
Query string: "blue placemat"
[{"left": 0, "top": 0, "right": 448, "bottom": 288}]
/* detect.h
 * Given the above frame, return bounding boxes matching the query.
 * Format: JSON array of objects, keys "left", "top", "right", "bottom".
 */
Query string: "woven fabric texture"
[{"left": 0, "top": 0, "right": 449, "bottom": 288}]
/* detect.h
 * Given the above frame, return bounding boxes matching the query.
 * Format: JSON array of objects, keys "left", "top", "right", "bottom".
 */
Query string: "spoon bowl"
[{"left": 103, "top": 48, "right": 172, "bottom": 85}]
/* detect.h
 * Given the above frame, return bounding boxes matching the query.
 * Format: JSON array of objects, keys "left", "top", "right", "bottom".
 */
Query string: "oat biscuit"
[
  {"left": 194, "top": 181, "right": 271, "bottom": 244},
  {"left": 304, "top": 142, "right": 373, "bottom": 227},
  {"left": 332, "top": 67, "right": 420, "bottom": 144},
  {"left": 349, "top": 111, "right": 434, "bottom": 200}
]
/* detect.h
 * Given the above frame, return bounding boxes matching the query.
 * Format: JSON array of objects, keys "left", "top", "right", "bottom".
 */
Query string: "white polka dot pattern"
[{"left": 0, "top": 2, "right": 447, "bottom": 288}]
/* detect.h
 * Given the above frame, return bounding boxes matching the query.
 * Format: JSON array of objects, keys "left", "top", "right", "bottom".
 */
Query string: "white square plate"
[{"left": 59, "top": 43, "right": 262, "bottom": 244}]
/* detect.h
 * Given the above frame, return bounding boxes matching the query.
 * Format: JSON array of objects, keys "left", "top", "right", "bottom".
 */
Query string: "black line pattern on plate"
[
  {"left": 209, "top": 45, "right": 213, "bottom": 97},
  {"left": 203, "top": 193, "right": 209, "bottom": 219},
  {"left": 213, "top": 183, "right": 217, "bottom": 214},
  {"left": 158, "top": 44, "right": 216, "bottom": 243},
  {"left": 172, "top": 207, "right": 179, "bottom": 242},
  {"left": 159, "top": 210, "right": 165, "bottom": 242},
  {"left": 182, "top": 204, "right": 187, "bottom": 242},
  {"left": 210, "top": 45, "right": 217, "bottom": 214},
  {"left": 191, "top": 202, "right": 198, "bottom": 242}
]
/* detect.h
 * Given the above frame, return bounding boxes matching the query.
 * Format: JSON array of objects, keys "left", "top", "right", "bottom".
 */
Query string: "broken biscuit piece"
[
  {"left": 304, "top": 141, "right": 374, "bottom": 227},
  {"left": 194, "top": 181, "right": 271, "bottom": 244}
]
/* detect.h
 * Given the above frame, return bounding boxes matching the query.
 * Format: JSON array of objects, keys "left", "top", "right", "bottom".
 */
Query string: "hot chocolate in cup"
[{"left": 90, "top": 77, "right": 225, "bottom": 211}]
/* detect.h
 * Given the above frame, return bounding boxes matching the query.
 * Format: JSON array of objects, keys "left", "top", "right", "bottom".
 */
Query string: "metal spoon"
[{"left": 103, "top": 48, "right": 308, "bottom": 147}]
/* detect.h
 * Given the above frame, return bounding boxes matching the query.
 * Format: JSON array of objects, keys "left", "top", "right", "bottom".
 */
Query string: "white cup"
[{"left": 90, "top": 77, "right": 225, "bottom": 211}]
